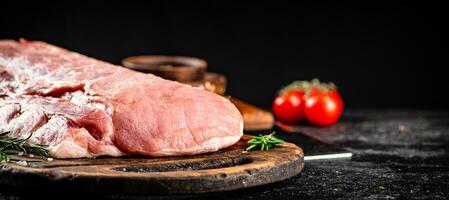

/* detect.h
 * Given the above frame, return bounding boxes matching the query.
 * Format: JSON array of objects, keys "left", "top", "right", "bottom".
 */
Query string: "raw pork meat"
[{"left": 0, "top": 39, "right": 243, "bottom": 158}]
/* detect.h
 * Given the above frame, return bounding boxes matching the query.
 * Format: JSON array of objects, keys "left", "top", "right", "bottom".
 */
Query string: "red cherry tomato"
[
  {"left": 272, "top": 90, "right": 305, "bottom": 124},
  {"left": 304, "top": 89, "right": 344, "bottom": 126}
]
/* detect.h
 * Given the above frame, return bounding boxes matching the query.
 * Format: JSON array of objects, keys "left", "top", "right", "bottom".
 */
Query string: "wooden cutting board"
[{"left": 0, "top": 136, "right": 303, "bottom": 195}]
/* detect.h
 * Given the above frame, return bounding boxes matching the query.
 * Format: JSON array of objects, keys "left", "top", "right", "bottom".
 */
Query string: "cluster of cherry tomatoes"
[{"left": 272, "top": 79, "right": 344, "bottom": 126}]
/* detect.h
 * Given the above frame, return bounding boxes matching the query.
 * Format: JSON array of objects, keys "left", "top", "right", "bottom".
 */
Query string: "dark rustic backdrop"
[{"left": 1, "top": 1, "right": 447, "bottom": 109}]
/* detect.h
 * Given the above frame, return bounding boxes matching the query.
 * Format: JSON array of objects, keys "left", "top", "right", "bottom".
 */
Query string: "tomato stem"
[{"left": 279, "top": 78, "right": 338, "bottom": 96}]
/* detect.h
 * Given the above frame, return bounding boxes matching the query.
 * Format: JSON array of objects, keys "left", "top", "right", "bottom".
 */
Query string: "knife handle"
[{"left": 230, "top": 97, "right": 275, "bottom": 131}]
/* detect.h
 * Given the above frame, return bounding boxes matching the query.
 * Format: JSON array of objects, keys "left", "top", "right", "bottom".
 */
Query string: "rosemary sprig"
[
  {"left": 0, "top": 131, "right": 50, "bottom": 163},
  {"left": 245, "top": 132, "right": 285, "bottom": 151}
]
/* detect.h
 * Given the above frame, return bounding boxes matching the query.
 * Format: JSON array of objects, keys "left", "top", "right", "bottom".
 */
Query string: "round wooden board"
[{"left": 0, "top": 136, "right": 304, "bottom": 195}]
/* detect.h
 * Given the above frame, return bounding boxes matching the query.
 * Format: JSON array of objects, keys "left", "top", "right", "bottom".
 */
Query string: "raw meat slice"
[{"left": 0, "top": 39, "right": 243, "bottom": 158}]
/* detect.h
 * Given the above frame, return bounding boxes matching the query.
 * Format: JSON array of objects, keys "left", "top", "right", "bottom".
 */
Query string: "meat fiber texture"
[{"left": 0, "top": 39, "right": 243, "bottom": 158}]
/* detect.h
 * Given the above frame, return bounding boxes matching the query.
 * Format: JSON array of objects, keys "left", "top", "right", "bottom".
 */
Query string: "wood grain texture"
[
  {"left": 0, "top": 136, "right": 303, "bottom": 195},
  {"left": 122, "top": 55, "right": 208, "bottom": 82}
]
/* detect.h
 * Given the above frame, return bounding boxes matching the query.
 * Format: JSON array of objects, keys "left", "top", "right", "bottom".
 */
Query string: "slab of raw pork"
[{"left": 0, "top": 39, "right": 243, "bottom": 158}]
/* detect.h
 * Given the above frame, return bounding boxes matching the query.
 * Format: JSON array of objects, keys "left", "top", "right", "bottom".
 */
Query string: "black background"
[{"left": 1, "top": 1, "right": 447, "bottom": 109}]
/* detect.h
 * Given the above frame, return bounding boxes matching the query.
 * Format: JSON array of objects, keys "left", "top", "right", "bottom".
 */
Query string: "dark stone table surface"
[{"left": 1, "top": 110, "right": 448, "bottom": 199}]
